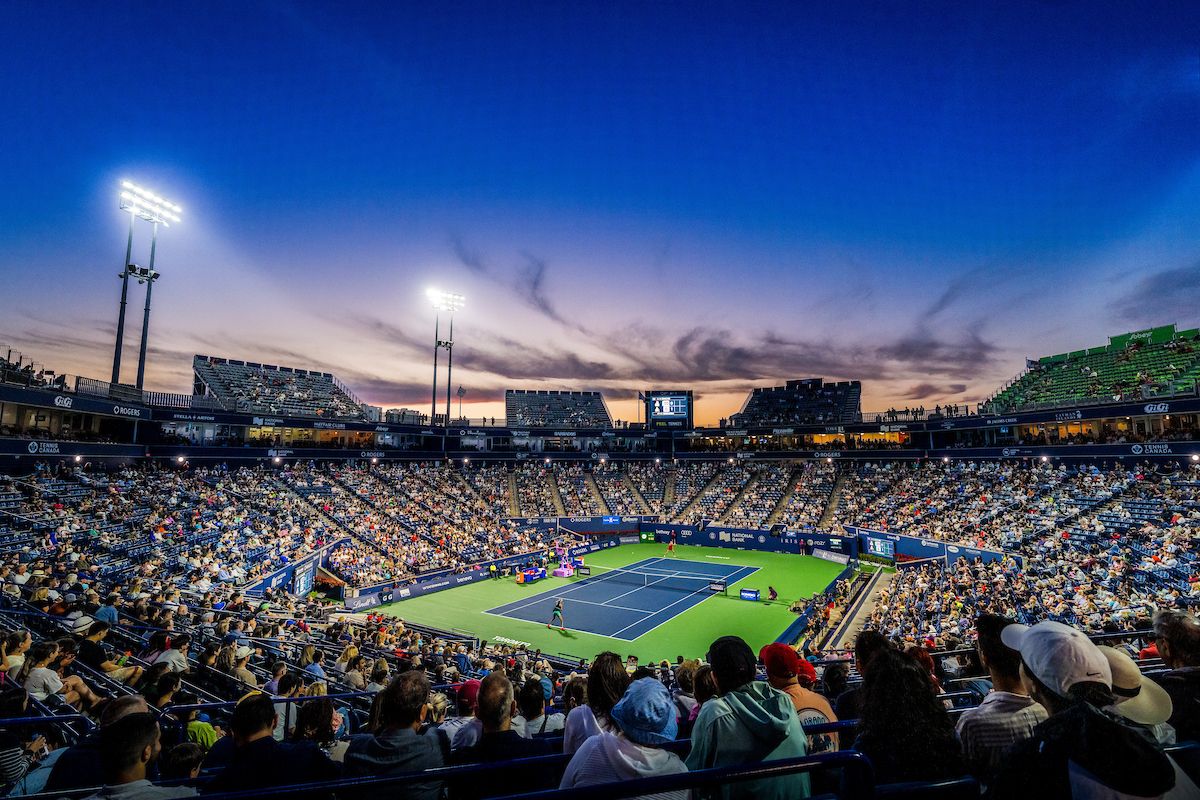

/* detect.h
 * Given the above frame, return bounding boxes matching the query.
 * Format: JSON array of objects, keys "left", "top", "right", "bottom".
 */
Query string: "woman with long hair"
[
  {"left": 563, "top": 651, "right": 630, "bottom": 753},
  {"left": 852, "top": 648, "right": 964, "bottom": 783},
  {"left": 22, "top": 642, "right": 103, "bottom": 710}
]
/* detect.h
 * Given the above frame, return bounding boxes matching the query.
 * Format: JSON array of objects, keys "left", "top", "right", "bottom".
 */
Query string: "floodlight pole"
[
  {"left": 134, "top": 221, "right": 159, "bottom": 390},
  {"left": 431, "top": 314, "right": 441, "bottom": 423},
  {"left": 111, "top": 213, "right": 135, "bottom": 385},
  {"left": 445, "top": 314, "right": 454, "bottom": 423}
]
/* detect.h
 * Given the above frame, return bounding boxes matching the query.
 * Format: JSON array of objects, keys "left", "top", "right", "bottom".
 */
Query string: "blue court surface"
[{"left": 485, "top": 557, "right": 758, "bottom": 641}]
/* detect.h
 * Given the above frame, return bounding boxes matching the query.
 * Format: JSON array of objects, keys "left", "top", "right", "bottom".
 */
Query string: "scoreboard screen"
[
  {"left": 866, "top": 538, "right": 896, "bottom": 559},
  {"left": 645, "top": 390, "right": 694, "bottom": 429}
]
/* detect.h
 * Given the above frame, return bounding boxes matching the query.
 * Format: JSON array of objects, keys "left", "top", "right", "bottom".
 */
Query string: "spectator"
[
  {"left": 954, "top": 614, "right": 1047, "bottom": 782},
  {"left": 686, "top": 636, "right": 810, "bottom": 800},
  {"left": 148, "top": 673, "right": 182, "bottom": 711},
  {"left": 272, "top": 674, "right": 304, "bottom": 741},
  {"left": 77, "top": 621, "right": 143, "bottom": 685},
  {"left": 153, "top": 634, "right": 190, "bottom": 674},
  {"left": 691, "top": 664, "right": 719, "bottom": 724},
  {"left": 344, "top": 671, "right": 449, "bottom": 800},
  {"left": 231, "top": 647, "right": 257, "bottom": 688},
  {"left": 513, "top": 678, "right": 564, "bottom": 739},
  {"left": 759, "top": 643, "right": 838, "bottom": 752},
  {"left": 451, "top": 671, "right": 552, "bottom": 796},
  {"left": 835, "top": 630, "right": 890, "bottom": 720},
  {"left": 262, "top": 663, "right": 287, "bottom": 695},
  {"left": 23, "top": 641, "right": 103, "bottom": 709},
  {"left": 0, "top": 687, "right": 48, "bottom": 791},
  {"left": 853, "top": 648, "right": 964, "bottom": 784},
  {"left": 564, "top": 652, "right": 630, "bottom": 753},
  {"left": 820, "top": 661, "right": 850, "bottom": 699},
  {"left": 1152, "top": 609, "right": 1200, "bottom": 742},
  {"left": 83, "top": 712, "right": 196, "bottom": 799},
  {"left": 560, "top": 678, "right": 687, "bottom": 799},
  {"left": 439, "top": 679, "right": 480, "bottom": 744},
  {"left": 43, "top": 695, "right": 152, "bottom": 794},
  {"left": 158, "top": 743, "right": 204, "bottom": 783},
  {"left": 991, "top": 621, "right": 1193, "bottom": 800},
  {"left": 204, "top": 691, "right": 339, "bottom": 793},
  {"left": 304, "top": 650, "right": 326, "bottom": 680},
  {"left": 172, "top": 692, "right": 222, "bottom": 752},
  {"left": 671, "top": 660, "right": 699, "bottom": 724}
]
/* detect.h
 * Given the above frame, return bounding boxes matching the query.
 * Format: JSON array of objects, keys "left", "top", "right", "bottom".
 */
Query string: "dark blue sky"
[{"left": 1, "top": 2, "right": 1197, "bottom": 421}]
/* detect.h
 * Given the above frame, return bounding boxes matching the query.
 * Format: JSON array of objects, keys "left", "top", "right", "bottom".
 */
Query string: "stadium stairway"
[
  {"left": 817, "top": 471, "right": 850, "bottom": 529},
  {"left": 765, "top": 463, "right": 805, "bottom": 527},
  {"left": 506, "top": 471, "right": 520, "bottom": 516},
  {"left": 662, "top": 471, "right": 677, "bottom": 508},
  {"left": 622, "top": 473, "right": 653, "bottom": 515},
  {"left": 832, "top": 569, "right": 894, "bottom": 650},
  {"left": 546, "top": 470, "right": 567, "bottom": 516},
  {"left": 717, "top": 469, "right": 764, "bottom": 525},
  {"left": 583, "top": 471, "right": 610, "bottom": 515}
]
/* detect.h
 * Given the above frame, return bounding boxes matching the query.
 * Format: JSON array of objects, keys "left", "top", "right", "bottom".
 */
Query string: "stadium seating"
[
  {"left": 731, "top": 378, "right": 862, "bottom": 426},
  {"left": 985, "top": 324, "right": 1200, "bottom": 412},
  {"left": 192, "top": 355, "right": 365, "bottom": 419},
  {"left": 505, "top": 390, "right": 613, "bottom": 428}
]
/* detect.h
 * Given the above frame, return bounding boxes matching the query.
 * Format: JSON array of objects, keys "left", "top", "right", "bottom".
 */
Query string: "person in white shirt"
[
  {"left": 153, "top": 634, "right": 191, "bottom": 674},
  {"left": 512, "top": 678, "right": 564, "bottom": 739},
  {"left": 560, "top": 678, "right": 687, "bottom": 800},
  {"left": 23, "top": 642, "right": 103, "bottom": 709}
]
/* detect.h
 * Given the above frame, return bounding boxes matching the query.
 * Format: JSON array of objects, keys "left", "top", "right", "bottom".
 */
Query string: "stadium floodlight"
[
  {"left": 545, "top": 457, "right": 551, "bottom": 464},
  {"left": 655, "top": 458, "right": 661, "bottom": 464},
  {"left": 112, "top": 180, "right": 182, "bottom": 390},
  {"left": 426, "top": 289, "right": 465, "bottom": 424},
  {"left": 273, "top": 456, "right": 282, "bottom": 464},
  {"left": 463, "top": 457, "right": 470, "bottom": 464},
  {"left": 943, "top": 456, "right": 950, "bottom": 463},
  {"left": 73, "top": 455, "right": 82, "bottom": 463},
  {"left": 176, "top": 456, "right": 185, "bottom": 464},
  {"left": 1041, "top": 455, "right": 1049, "bottom": 462},
  {"left": 371, "top": 457, "right": 378, "bottom": 464},
  {"left": 1192, "top": 454, "right": 1198, "bottom": 462}
]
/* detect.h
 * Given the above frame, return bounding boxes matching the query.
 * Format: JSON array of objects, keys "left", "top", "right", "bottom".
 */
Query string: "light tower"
[
  {"left": 427, "top": 288, "right": 464, "bottom": 423},
  {"left": 113, "top": 180, "right": 182, "bottom": 389}
]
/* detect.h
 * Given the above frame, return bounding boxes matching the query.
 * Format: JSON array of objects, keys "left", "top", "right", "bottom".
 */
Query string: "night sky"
[{"left": 1, "top": 2, "right": 1197, "bottom": 423}]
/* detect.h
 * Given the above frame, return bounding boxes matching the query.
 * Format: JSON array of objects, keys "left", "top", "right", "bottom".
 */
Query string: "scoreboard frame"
[{"left": 644, "top": 390, "right": 694, "bottom": 430}]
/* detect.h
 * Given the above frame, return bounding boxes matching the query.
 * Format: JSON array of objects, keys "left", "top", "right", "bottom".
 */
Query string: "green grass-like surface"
[{"left": 376, "top": 543, "right": 847, "bottom": 663}]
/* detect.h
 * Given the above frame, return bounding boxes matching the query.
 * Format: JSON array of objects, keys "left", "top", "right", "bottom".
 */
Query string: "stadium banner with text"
[
  {"left": 647, "top": 524, "right": 860, "bottom": 558},
  {"left": 0, "top": 439, "right": 144, "bottom": 459},
  {"left": 0, "top": 385, "right": 150, "bottom": 420},
  {"left": 844, "top": 526, "right": 1021, "bottom": 568}
]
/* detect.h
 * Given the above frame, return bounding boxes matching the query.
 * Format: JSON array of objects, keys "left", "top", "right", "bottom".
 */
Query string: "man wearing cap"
[
  {"left": 560, "top": 678, "right": 687, "bottom": 799},
  {"left": 440, "top": 679, "right": 481, "bottom": 746},
  {"left": 231, "top": 646, "right": 257, "bottom": 687},
  {"left": 991, "top": 620, "right": 1193, "bottom": 800},
  {"left": 759, "top": 643, "right": 838, "bottom": 753},
  {"left": 686, "top": 636, "right": 810, "bottom": 800}
]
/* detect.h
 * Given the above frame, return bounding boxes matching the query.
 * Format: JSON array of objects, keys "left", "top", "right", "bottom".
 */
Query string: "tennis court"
[{"left": 485, "top": 557, "right": 758, "bottom": 641}]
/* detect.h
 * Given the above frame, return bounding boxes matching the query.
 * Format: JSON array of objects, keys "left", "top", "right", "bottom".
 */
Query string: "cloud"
[
  {"left": 900, "top": 382, "right": 968, "bottom": 400},
  {"left": 450, "top": 234, "right": 490, "bottom": 275},
  {"left": 1109, "top": 260, "right": 1200, "bottom": 325},
  {"left": 513, "top": 252, "right": 571, "bottom": 326}
]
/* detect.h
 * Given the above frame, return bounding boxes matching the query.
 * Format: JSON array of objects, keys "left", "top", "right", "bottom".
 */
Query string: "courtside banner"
[{"left": 844, "top": 526, "right": 1021, "bottom": 568}]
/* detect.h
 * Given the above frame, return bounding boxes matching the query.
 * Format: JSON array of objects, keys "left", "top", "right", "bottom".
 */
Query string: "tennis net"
[{"left": 577, "top": 565, "right": 727, "bottom": 595}]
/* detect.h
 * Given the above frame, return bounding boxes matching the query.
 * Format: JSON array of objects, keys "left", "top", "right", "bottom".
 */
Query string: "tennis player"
[
  {"left": 548, "top": 598, "right": 565, "bottom": 631},
  {"left": 665, "top": 531, "right": 677, "bottom": 557}
]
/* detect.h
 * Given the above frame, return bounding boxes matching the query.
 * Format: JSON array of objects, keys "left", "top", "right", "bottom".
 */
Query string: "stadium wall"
[{"left": 645, "top": 524, "right": 860, "bottom": 559}]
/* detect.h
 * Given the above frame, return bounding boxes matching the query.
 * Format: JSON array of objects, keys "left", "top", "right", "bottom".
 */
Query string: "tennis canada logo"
[
  {"left": 708, "top": 532, "right": 716, "bottom": 540},
  {"left": 1131, "top": 445, "right": 1144, "bottom": 455},
  {"left": 757, "top": 535, "right": 766, "bottom": 544}
]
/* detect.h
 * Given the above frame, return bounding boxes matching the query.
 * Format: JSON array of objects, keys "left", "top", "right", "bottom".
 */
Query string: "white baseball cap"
[{"left": 1001, "top": 620, "right": 1111, "bottom": 698}]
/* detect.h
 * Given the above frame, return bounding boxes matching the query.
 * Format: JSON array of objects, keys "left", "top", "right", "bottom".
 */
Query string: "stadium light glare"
[
  {"left": 176, "top": 456, "right": 185, "bottom": 463},
  {"left": 655, "top": 458, "right": 661, "bottom": 464},
  {"left": 942, "top": 456, "right": 949, "bottom": 463},
  {"left": 1041, "top": 455, "right": 1049, "bottom": 462},
  {"left": 74, "top": 455, "right": 81, "bottom": 463},
  {"left": 463, "top": 457, "right": 470, "bottom": 464},
  {"left": 370, "top": 457, "right": 378, "bottom": 464},
  {"left": 545, "top": 458, "right": 551, "bottom": 464},
  {"left": 599, "top": 458, "right": 606, "bottom": 464},
  {"left": 826, "top": 457, "right": 833, "bottom": 463},
  {"left": 1192, "top": 454, "right": 1199, "bottom": 462},
  {"left": 273, "top": 456, "right": 282, "bottom": 464},
  {"left": 427, "top": 288, "right": 465, "bottom": 313}
]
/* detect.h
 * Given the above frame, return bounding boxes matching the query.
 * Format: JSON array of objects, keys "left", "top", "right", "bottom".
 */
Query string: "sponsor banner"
[
  {"left": 845, "top": 526, "right": 1021, "bottom": 568},
  {"left": 243, "top": 539, "right": 348, "bottom": 595},
  {"left": 812, "top": 548, "right": 851, "bottom": 565},
  {"left": 0, "top": 439, "right": 143, "bottom": 459},
  {"left": 0, "top": 385, "right": 149, "bottom": 419},
  {"left": 648, "top": 523, "right": 806, "bottom": 555}
]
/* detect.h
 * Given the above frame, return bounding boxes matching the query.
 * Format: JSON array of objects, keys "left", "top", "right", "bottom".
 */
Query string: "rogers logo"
[
  {"left": 112, "top": 405, "right": 141, "bottom": 417},
  {"left": 53, "top": 396, "right": 73, "bottom": 408},
  {"left": 1144, "top": 403, "right": 1169, "bottom": 414}
]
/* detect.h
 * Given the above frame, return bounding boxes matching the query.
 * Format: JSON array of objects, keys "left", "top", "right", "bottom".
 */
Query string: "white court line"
[
  {"left": 611, "top": 565, "right": 760, "bottom": 641},
  {"left": 486, "top": 563, "right": 681, "bottom": 616}
]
